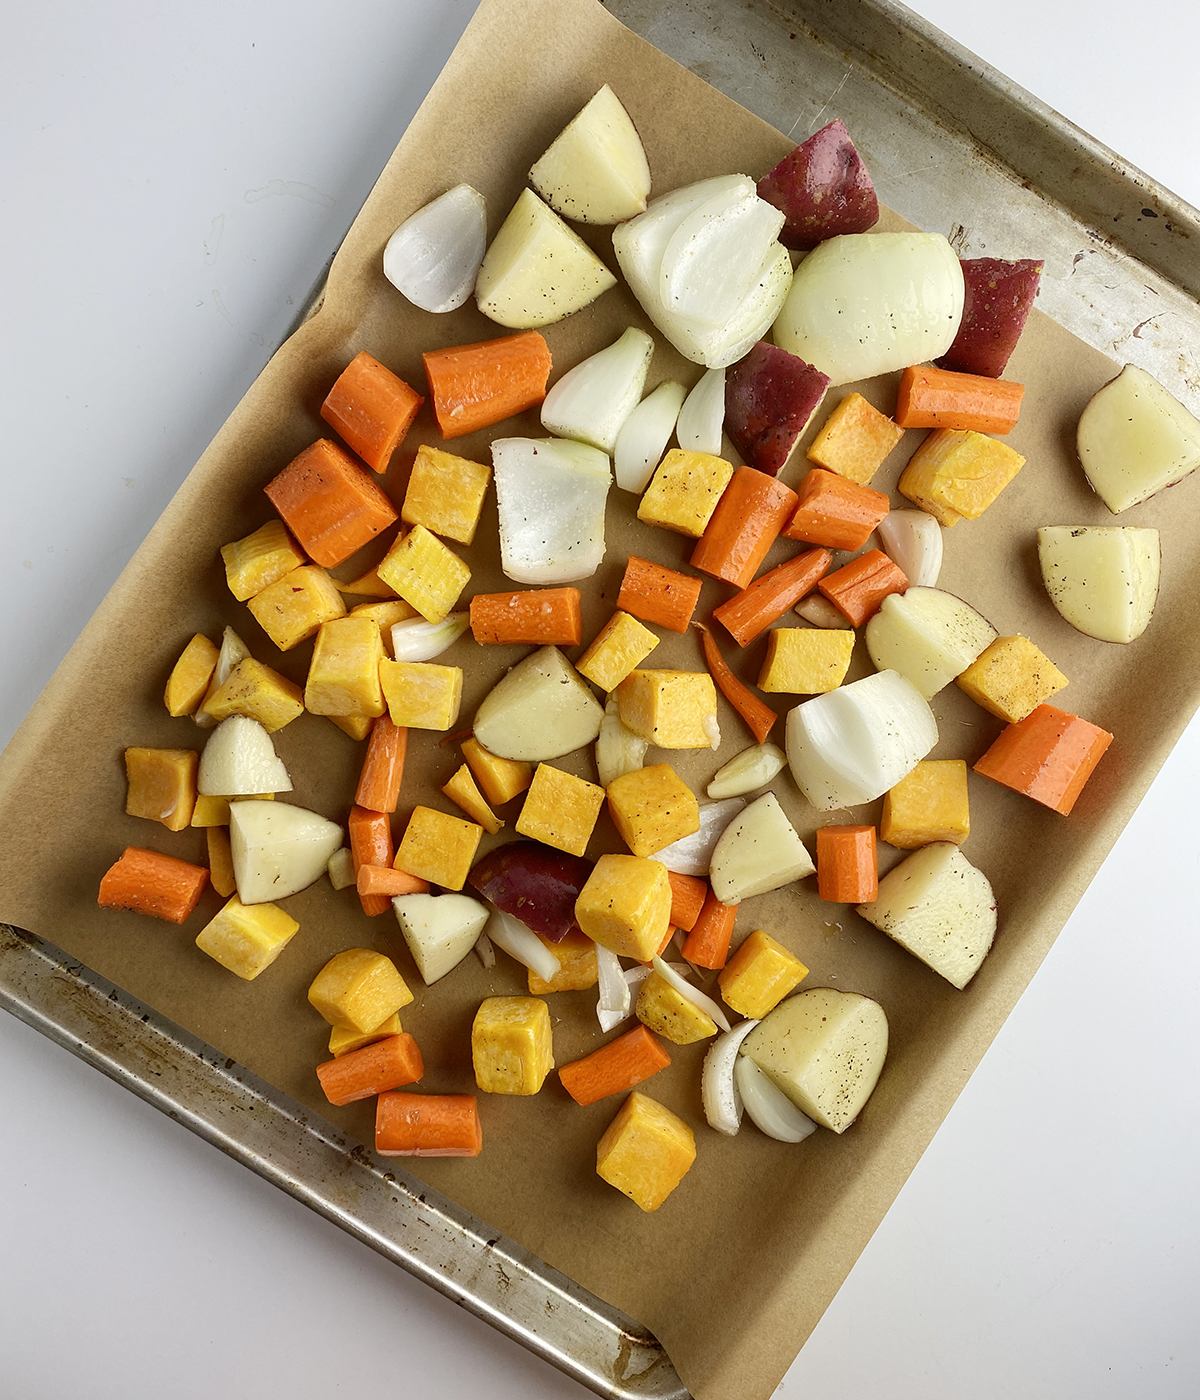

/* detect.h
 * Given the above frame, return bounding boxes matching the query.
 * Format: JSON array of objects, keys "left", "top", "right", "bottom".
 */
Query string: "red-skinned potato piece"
[
  {"left": 938, "top": 257, "right": 1044, "bottom": 378},
  {"left": 756, "top": 118, "right": 879, "bottom": 251},
  {"left": 467, "top": 840, "right": 592, "bottom": 942},
  {"left": 725, "top": 342, "right": 829, "bottom": 477}
]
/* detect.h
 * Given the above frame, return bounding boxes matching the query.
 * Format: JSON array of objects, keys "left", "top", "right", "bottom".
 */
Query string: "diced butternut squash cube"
[
  {"left": 575, "top": 854, "right": 671, "bottom": 961},
  {"left": 596, "top": 1091, "right": 696, "bottom": 1212},
  {"left": 757, "top": 627, "right": 855, "bottom": 694},
  {"left": 527, "top": 931, "right": 599, "bottom": 994},
  {"left": 635, "top": 971, "right": 718, "bottom": 1044},
  {"left": 956, "top": 634, "right": 1068, "bottom": 723},
  {"left": 880, "top": 759, "right": 970, "bottom": 849},
  {"left": 339, "top": 565, "right": 398, "bottom": 599},
  {"left": 377, "top": 524, "right": 470, "bottom": 623},
  {"left": 461, "top": 737, "right": 532, "bottom": 806},
  {"left": 220, "top": 519, "right": 305, "bottom": 602},
  {"left": 637, "top": 449, "right": 734, "bottom": 537},
  {"left": 247, "top": 565, "right": 347, "bottom": 651},
  {"left": 401, "top": 445, "right": 491, "bottom": 546},
  {"left": 304, "top": 616, "right": 385, "bottom": 717},
  {"left": 577, "top": 611, "right": 660, "bottom": 691},
  {"left": 124, "top": 747, "right": 198, "bottom": 832},
  {"left": 606, "top": 763, "right": 699, "bottom": 859},
  {"left": 899, "top": 428, "right": 1025, "bottom": 525},
  {"left": 307, "top": 948, "right": 413, "bottom": 1032},
  {"left": 164, "top": 634, "right": 219, "bottom": 717},
  {"left": 191, "top": 792, "right": 276, "bottom": 828},
  {"left": 806, "top": 392, "right": 905, "bottom": 484},
  {"left": 349, "top": 598, "right": 418, "bottom": 643},
  {"left": 206, "top": 826, "right": 236, "bottom": 898},
  {"left": 195, "top": 894, "right": 299, "bottom": 980},
  {"left": 329, "top": 714, "right": 374, "bottom": 741},
  {"left": 442, "top": 764, "right": 503, "bottom": 835},
  {"left": 471, "top": 995, "right": 554, "bottom": 1095},
  {"left": 516, "top": 764, "right": 605, "bottom": 856},
  {"left": 201, "top": 658, "right": 305, "bottom": 733},
  {"left": 717, "top": 929, "right": 808, "bottom": 1019},
  {"left": 615, "top": 670, "right": 719, "bottom": 749},
  {"left": 329, "top": 1011, "right": 403, "bottom": 1057},
  {"left": 394, "top": 806, "right": 482, "bottom": 890},
  {"left": 379, "top": 660, "right": 462, "bottom": 731}
]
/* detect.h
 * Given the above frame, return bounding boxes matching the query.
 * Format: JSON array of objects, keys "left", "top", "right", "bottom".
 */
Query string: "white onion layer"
[
  {"left": 540, "top": 327, "right": 654, "bottom": 454},
  {"left": 701, "top": 1019, "right": 760, "bottom": 1135},
  {"left": 596, "top": 942, "right": 631, "bottom": 1033},
  {"left": 491, "top": 437, "right": 611, "bottom": 584},
  {"left": 613, "top": 380, "right": 687, "bottom": 493},
  {"left": 735, "top": 1056, "right": 818, "bottom": 1142},
  {"left": 675, "top": 368, "right": 727, "bottom": 455},
  {"left": 390, "top": 612, "right": 469, "bottom": 662},
  {"left": 484, "top": 907, "right": 560, "bottom": 982},
  {"left": 652, "top": 955, "right": 731, "bottom": 1032},
  {"left": 653, "top": 798, "right": 744, "bottom": 876},
  {"left": 706, "top": 743, "right": 786, "bottom": 800},
  {"left": 877, "top": 510, "right": 943, "bottom": 587},
  {"left": 383, "top": 184, "right": 487, "bottom": 314}
]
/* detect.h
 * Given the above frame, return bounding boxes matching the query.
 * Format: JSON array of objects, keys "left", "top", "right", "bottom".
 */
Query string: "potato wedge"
[
  {"left": 473, "top": 646, "right": 604, "bottom": 762},
  {"left": 864, "top": 586, "right": 997, "bottom": 700},
  {"left": 1037, "top": 526, "right": 1160, "bottom": 644},
  {"left": 708, "top": 792, "right": 814, "bottom": 904}
]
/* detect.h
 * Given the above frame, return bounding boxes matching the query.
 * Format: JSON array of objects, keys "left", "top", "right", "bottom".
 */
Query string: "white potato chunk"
[
  {"left": 1077, "top": 364, "right": 1200, "bottom": 513},
  {"left": 708, "top": 792, "right": 814, "bottom": 904},
  {"left": 393, "top": 892, "right": 490, "bottom": 984},
  {"left": 197, "top": 715, "right": 292, "bottom": 796},
  {"left": 741, "top": 988, "right": 888, "bottom": 1134},
  {"left": 1037, "top": 525, "right": 1160, "bottom": 644},
  {"left": 528, "top": 84, "right": 651, "bottom": 224},
  {"left": 229, "top": 801, "right": 343, "bottom": 905},
  {"left": 864, "top": 587, "right": 997, "bottom": 700},
  {"left": 857, "top": 842, "right": 996, "bottom": 989},
  {"left": 473, "top": 646, "right": 605, "bottom": 762},
  {"left": 491, "top": 436, "right": 611, "bottom": 584}
]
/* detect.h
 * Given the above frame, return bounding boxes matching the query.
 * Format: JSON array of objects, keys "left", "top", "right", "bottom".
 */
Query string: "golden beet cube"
[
  {"left": 304, "top": 616, "right": 385, "bottom": 717},
  {"left": 220, "top": 519, "right": 305, "bottom": 602},
  {"left": 395, "top": 805, "right": 482, "bottom": 890},
  {"left": 638, "top": 449, "right": 734, "bottom": 538},
  {"left": 635, "top": 971, "right": 717, "bottom": 1044},
  {"left": 956, "top": 634, "right": 1068, "bottom": 723},
  {"left": 329, "top": 1011, "right": 402, "bottom": 1057},
  {"left": 577, "top": 610, "right": 659, "bottom": 692},
  {"left": 402, "top": 444, "right": 491, "bottom": 546},
  {"left": 191, "top": 793, "right": 275, "bottom": 827},
  {"left": 307, "top": 948, "right": 413, "bottom": 1032},
  {"left": 461, "top": 737, "right": 532, "bottom": 806},
  {"left": 527, "top": 931, "right": 599, "bottom": 994},
  {"left": 717, "top": 929, "right": 808, "bottom": 1019},
  {"left": 596, "top": 1091, "right": 696, "bottom": 1212},
  {"left": 616, "top": 670, "right": 719, "bottom": 749},
  {"left": 338, "top": 564, "right": 398, "bottom": 599},
  {"left": 349, "top": 599, "right": 418, "bottom": 654},
  {"left": 516, "top": 764, "right": 605, "bottom": 857},
  {"left": 899, "top": 428, "right": 1025, "bottom": 526},
  {"left": 164, "top": 633, "right": 219, "bottom": 717},
  {"left": 471, "top": 995, "right": 554, "bottom": 1095},
  {"left": 201, "top": 658, "right": 304, "bottom": 733},
  {"left": 758, "top": 627, "right": 855, "bottom": 694},
  {"left": 124, "top": 747, "right": 198, "bottom": 832},
  {"left": 806, "top": 392, "right": 905, "bottom": 485},
  {"left": 377, "top": 524, "right": 470, "bottom": 623},
  {"left": 575, "top": 854, "right": 671, "bottom": 961},
  {"left": 606, "top": 763, "right": 699, "bottom": 859},
  {"left": 442, "top": 764, "right": 503, "bottom": 835},
  {"left": 379, "top": 660, "right": 462, "bottom": 731},
  {"left": 195, "top": 895, "right": 299, "bottom": 980},
  {"left": 881, "top": 759, "right": 970, "bottom": 849},
  {"left": 329, "top": 714, "right": 374, "bottom": 741},
  {"left": 206, "top": 826, "right": 236, "bottom": 898},
  {"left": 248, "top": 565, "right": 347, "bottom": 651}
]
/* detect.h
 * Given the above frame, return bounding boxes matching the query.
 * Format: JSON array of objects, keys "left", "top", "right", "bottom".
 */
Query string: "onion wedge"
[
  {"left": 390, "top": 612, "right": 470, "bottom": 662},
  {"left": 652, "top": 955, "right": 731, "bottom": 1032},
  {"left": 675, "top": 368, "right": 726, "bottom": 455},
  {"left": 653, "top": 798, "right": 744, "bottom": 875},
  {"left": 484, "top": 907, "right": 560, "bottom": 983},
  {"left": 194, "top": 626, "right": 250, "bottom": 729},
  {"left": 702, "top": 1019, "right": 760, "bottom": 1135},
  {"left": 595, "top": 697, "right": 649, "bottom": 787},
  {"left": 540, "top": 327, "right": 655, "bottom": 454},
  {"left": 491, "top": 437, "right": 611, "bottom": 584},
  {"left": 706, "top": 743, "right": 786, "bottom": 800},
  {"left": 735, "top": 1056, "right": 817, "bottom": 1142},
  {"left": 473, "top": 932, "right": 496, "bottom": 970},
  {"left": 613, "top": 380, "right": 686, "bottom": 493},
  {"left": 596, "top": 942, "right": 631, "bottom": 1033},
  {"left": 877, "top": 510, "right": 943, "bottom": 588},
  {"left": 383, "top": 184, "right": 487, "bottom": 314}
]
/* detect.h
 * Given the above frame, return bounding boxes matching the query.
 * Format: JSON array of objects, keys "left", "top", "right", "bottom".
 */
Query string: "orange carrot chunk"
[
  {"left": 667, "top": 872, "right": 707, "bottom": 933},
  {"left": 818, "top": 549, "right": 908, "bottom": 627},
  {"left": 355, "top": 716, "right": 408, "bottom": 815},
  {"left": 617, "top": 556, "right": 703, "bottom": 634},
  {"left": 357, "top": 866, "right": 430, "bottom": 898},
  {"left": 690, "top": 466, "right": 798, "bottom": 589},
  {"left": 469, "top": 588, "right": 582, "bottom": 646},
  {"left": 315, "top": 1033, "right": 425, "bottom": 1106},
  {"left": 782, "top": 469, "right": 890, "bottom": 551},
  {"left": 422, "top": 331, "right": 552, "bottom": 440},
  {"left": 698, "top": 624, "right": 778, "bottom": 745},
  {"left": 348, "top": 804, "right": 394, "bottom": 916},
  {"left": 320, "top": 351, "right": 424, "bottom": 473},
  {"left": 681, "top": 888, "right": 739, "bottom": 970},
  {"left": 264, "top": 440, "right": 399, "bottom": 569},
  {"left": 559, "top": 1025, "right": 672, "bottom": 1107},
  {"left": 816, "top": 825, "right": 878, "bottom": 903},
  {"left": 98, "top": 847, "right": 208, "bottom": 924},
  {"left": 375, "top": 1091, "right": 482, "bottom": 1157},
  {"left": 894, "top": 363, "right": 1025, "bottom": 435},
  {"left": 973, "top": 704, "right": 1113, "bottom": 815},
  {"left": 713, "top": 546, "right": 833, "bottom": 647}
]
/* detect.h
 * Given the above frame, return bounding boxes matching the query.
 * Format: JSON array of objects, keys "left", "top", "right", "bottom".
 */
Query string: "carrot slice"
[
  {"left": 422, "top": 331, "right": 552, "bottom": 440},
  {"left": 680, "top": 887, "right": 738, "bottom": 969},
  {"left": 98, "top": 847, "right": 208, "bottom": 924},
  {"left": 782, "top": 469, "right": 890, "bottom": 551},
  {"left": 617, "top": 556, "right": 703, "bottom": 634},
  {"left": 894, "top": 363, "right": 1025, "bottom": 435},
  {"left": 320, "top": 351, "right": 424, "bottom": 473},
  {"left": 354, "top": 716, "right": 408, "bottom": 815},
  {"left": 348, "top": 805, "right": 394, "bottom": 916},
  {"left": 357, "top": 866, "right": 430, "bottom": 898},
  {"left": 264, "top": 440, "right": 399, "bottom": 569},
  {"left": 469, "top": 588, "right": 582, "bottom": 645},
  {"left": 375, "top": 1091, "right": 482, "bottom": 1157},
  {"left": 315, "top": 1033, "right": 425, "bottom": 1106},
  {"left": 558, "top": 1025, "right": 672, "bottom": 1107},
  {"left": 818, "top": 549, "right": 908, "bottom": 627},
  {"left": 690, "top": 466, "right": 798, "bottom": 589},
  {"left": 667, "top": 872, "right": 707, "bottom": 933},
  {"left": 697, "top": 624, "right": 778, "bottom": 745},
  {"left": 712, "top": 546, "right": 832, "bottom": 647},
  {"left": 973, "top": 704, "right": 1112, "bottom": 815},
  {"left": 815, "top": 825, "right": 878, "bottom": 903}
]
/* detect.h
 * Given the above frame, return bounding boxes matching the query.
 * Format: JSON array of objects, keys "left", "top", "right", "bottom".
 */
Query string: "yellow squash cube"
[
  {"left": 307, "top": 948, "right": 413, "bottom": 1032},
  {"left": 616, "top": 670, "right": 719, "bottom": 749},
  {"left": 574, "top": 854, "right": 671, "bottom": 961},
  {"left": 377, "top": 524, "right": 470, "bottom": 623},
  {"left": 349, "top": 599, "right": 418, "bottom": 655},
  {"left": 338, "top": 564, "right": 398, "bottom": 599},
  {"left": 577, "top": 611, "right": 660, "bottom": 691},
  {"left": 758, "top": 627, "right": 855, "bottom": 694},
  {"left": 596, "top": 1091, "right": 696, "bottom": 1212},
  {"left": 606, "top": 763, "right": 699, "bottom": 859},
  {"left": 195, "top": 895, "right": 299, "bottom": 980},
  {"left": 247, "top": 564, "right": 347, "bottom": 650},
  {"left": 395, "top": 806, "right": 482, "bottom": 890},
  {"left": 206, "top": 826, "right": 236, "bottom": 898},
  {"left": 956, "top": 634, "right": 1068, "bottom": 723},
  {"left": 164, "top": 633, "right": 219, "bottom": 716},
  {"left": 806, "top": 392, "right": 905, "bottom": 484},
  {"left": 638, "top": 449, "right": 734, "bottom": 537},
  {"left": 717, "top": 930, "right": 808, "bottom": 1019},
  {"left": 471, "top": 995, "right": 554, "bottom": 1095},
  {"left": 304, "top": 616, "right": 385, "bottom": 717},
  {"left": 124, "top": 747, "right": 198, "bottom": 832},
  {"left": 329, "top": 714, "right": 374, "bottom": 741},
  {"left": 402, "top": 444, "right": 491, "bottom": 546},
  {"left": 442, "top": 764, "right": 503, "bottom": 835},
  {"left": 191, "top": 792, "right": 275, "bottom": 828},
  {"left": 329, "top": 1011, "right": 402, "bottom": 1057},
  {"left": 899, "top": 429, "right": 1025, "bottom": 526},
  {"left": 527, "top": 931, "right": 599, "bottom": 994},
  {"left": 201, "top": 658, "right": 305, "bottom": 733},
  {"left": 378, "top": 660, "right": 462, "bottom": 731},
  {"left": 880, "top": 759, "right": 970, "bottom": 849},
  {"left": 635, "top": 971, "right": 718, "bottom": 1044},
  {"left": 220, "top": 519, "right": 305, "bottom": 602},
  {"left": 516, "top": 764, "right": 605, "bottom": 857},
  {"left": 461, "top": 737, "right": 532, "bottom": 806}
]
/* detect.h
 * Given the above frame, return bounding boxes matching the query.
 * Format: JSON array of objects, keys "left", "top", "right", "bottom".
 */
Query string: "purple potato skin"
[
  {"left": 725, "top": 342, "right": 830, "bottom": 477},
  {"left": 467, "top": 840, "right": 592, "bottom": 942},
  {"left": 938, "top": 257, "right": 1044, "bottom": 378},
  {"left": 756, "top": 119, "right": 879, "bottom": 251}
]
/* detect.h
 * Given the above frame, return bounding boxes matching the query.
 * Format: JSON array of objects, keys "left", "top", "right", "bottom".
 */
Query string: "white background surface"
[{"left": 3, "top": 2, "right": 1198, "bottom": 1397}]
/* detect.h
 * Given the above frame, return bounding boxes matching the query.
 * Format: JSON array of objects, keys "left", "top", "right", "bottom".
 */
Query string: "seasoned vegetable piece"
[
  {"left": 806, "top": 392, "right": 904, "bottom": 484},
  {"left": 307, "top": 948, "right": 413, "bottom": 1032},
  {"left": 264, "top": 439, "right": 398, "bottom": 568},
  {"left": 164, "top": 634, "right": 220, "bottom": 717},
  {"left": 712, "top": 547, "right": 832, "bottom": 648},
  {"left": 206, "top": 827, "right": 236, "bottom": 899},
  {"left": 378, "top": 660, "right": 462, "bottom": 731},
  {"left": 757, "top": 627, "right": 854, "bottom": 694},
  {"left": 575, "top": 854, "right": 671, "bottom": 961},
  {"left": 617, "top": 555, "right": 703, "bottom": 634},
  {"left": 355, "top": 716, "right": 407, "bottom": 814},
  {"left": 304, "top": 616, "right": 385, "bottom": 717},
  {"left": 401, "top": 444, "right": 491, "bottom": 544},
  {"left": 516, "top": 764, "right": 606, "bottom": 857},
  {"left": 195, "top": 895, "right": 299, "bottom": 980},
  {"left": 708, "top": 792, "right": 815, "bottom": 904},
  {"left": 606, "top": 763, "right": 700, "bottom": 859},
  {"left": 718, "top": 929, "right": 807, "bottom": 1020},
  {"left": 375, "top": 1092, "right": 482, "bottom": 1157},
  {"left": 491, "top": 437, "right": 611, "bottom": 585},
  {"left": 461, "top": 737, "right": 532, "bottom": 806},
  {"left": 636, "top": 972, "right": 718, "bottom": 1045},
  {"left": 528, "top": 84, "right": 651, "bottom": 225},
  {"left": 596, "top": 1091, "right": 696, "bottom": 1212},
  {"left": 679, "top": 888, "right": 738, "bottom": 970},
  {"left": 698, "top": 625, "right": 776, "bottom": 745},
  {"left": 690, "top": 466, "right": 798, "bottom": 589},
  {"left": 881, "top": 760, "right": 970, "bottom": 849},
  {"left": 422, "top": 331, "right": 552, "bottom": 439},
  {"left": 320, "top": 350, "right": 423, "bottom": 474},
  {"left": 898, "top": 429, "right": 1025, "bottom": 525},
  {"left": 815, "top": 825, "right": 878, "bottom": 903},
  {"left": 394, "top": 806, "right": 482, "bottom": 891},
  {"left": 638, "top": 449, "right": 735, "bottom": 538},
  {"left": 98, "top": 847, "right": 208, "bottom": 924},
  {"left": 329, "top": 1013, "right": 402, "bottom": 1059},
  {"left": 469, "top": 588, "right": 582, "bottom": 647},
  {"left": 316, "top": 1034, "right": 424, "bottom": 1106},
  {"left": 559, "top": 1026, "right": 671, "bottom": 1106},
  {"left": 124, "top": 747, "right": 198, "bottom": 831},
  {"left": 616, "top": 670, "right": 719, "bottom": 749},
  {"left": 894, "top": 364, "right": 1024, "bottom": 434},
  {"left": 756, "top": 119, "right": 879, "bottom": 250},
  {"left": 442, "top": 764, "right": 503, "bottom": 835},
  {"left": 818, "top": 549, "right": 907, "bottom": 627},
  {"left": 783, "top": 468, "right": 890, "bottom": 551},
  {"left": 1037, "top": 526, "right": 1160, "bottom": 644},
  {"left": 468, "top": 841, "right": 592, "bottom": 942},
  {"left": 248, "top": 565, "right": 347, "bottom": 652},
  {"left": 471, "top": 995, "right": 554, "bottom": 1095},
  {"left": 973, "top": 704, "right": 1113, "bottom": 816},
  {"left": 229, "top": 800, "right": 343, "bottom": 904},
  {"left": 348, "top": 804, "right": 394, "bottom": 917},
  {"left": 377, "top": 525, "right": 470, "bottom": 624},
  {"left": 939, "top": 257, "right": 1043, "bottom": 379},
  {"left": 864, "top": 586, "right": 997, "bottom": 701},
  {"left": 392, "top": 892, "right": 489, "bottom": 984},
  {"left": 956, "top": 635, "right": 1068, "bottom": 723},
  {"left": 577, "top": 611, "right": 659, "bottom": 691},
  {"left": 724, "top": 340, "right": 829, "bottom": 477},
  {"left": 527, "top": 931, "right": 599, "bottom": 994},
  {"left": 220, "top": 519, "right": 306, "bottom": 603},
  {"left": 667, "top": 872, "right": 707, "bottom": 933}
]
